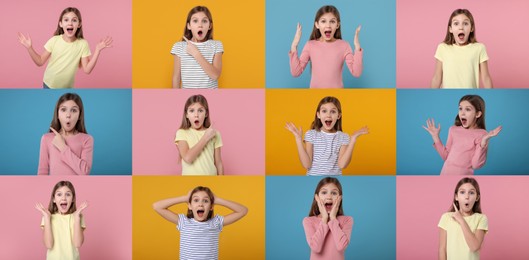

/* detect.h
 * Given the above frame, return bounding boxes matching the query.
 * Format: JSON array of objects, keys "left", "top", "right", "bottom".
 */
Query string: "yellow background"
[
  {"left": 266, "top": 89, "right": 396, "bottom": 175},
  {"left": 132, "top": 176, "right": 265, "bottom": 260},
  {"left": 132, "top": 0, "right": 265, "bottom": 88}
]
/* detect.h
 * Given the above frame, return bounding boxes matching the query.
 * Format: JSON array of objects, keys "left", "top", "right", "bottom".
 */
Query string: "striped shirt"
[
  {"left": 304, "top": 130, "right": 350, "bottom": 176},
  {"left": 177, "top": 214, "right": 224, "bottom": 260},
  {"left": 171, "top": 40, "right": 224, "bottom": 89}
]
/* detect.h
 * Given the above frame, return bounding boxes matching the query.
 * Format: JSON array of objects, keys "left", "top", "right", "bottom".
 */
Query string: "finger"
[
  {"left": 453, "top": 203, "right": 458, "bottom": 212},
  {"left": 182, "top": 36, "right": 190, "bottom": 42},
  {"left": 356, "top": 25, "right": 362, "bottom": 33},
  {"left": 50, "top": 127, "right": 59, "bottom": 135}
]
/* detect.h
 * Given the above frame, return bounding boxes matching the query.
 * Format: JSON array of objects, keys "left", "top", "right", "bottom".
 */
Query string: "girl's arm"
[
  {"left": 480, "top": 61, "right": 493, "bottom": 89},
  {"left": 338, "top": 126, "right": 368, "bottom": 169},
  {"left": 215, "top": 197, "right": 247, "bottom": 226},
  {"left": 472, "top": 126, "right": 502, "bottom": 169},
  {"left": 303, "top": 217, "right": 329, "bottom": 253},
  {"left": 452, "top": 204, "right": 486, "bottom": 252},
  {"left": 72, "top": 202, "right": 88, "bottom": 248},
  {"left": 438, "top": 228, "right": 447, "bottom": 260},
  {"left": 431, "top": 60, "right": 443, "bottom": 88},
  {"left": 176, "top": 127, "right": 217, "bottom": 164},
  {"left": 36, "top": 203, "right": 53, "bottom": 249},
  {"left": 344, "top": 26, "right": 363, "bottom": 78},
  {"left": 214, "top": 147, "right": 223, "bottom": 175},
  {"left": 80, "top": 36, "right": 113, "bottom": 74},
  {"left": 328, "top": 196, "right": 352, "bottom": 252},
  {"left": 289, "top": 23, "right": 310, "bottom": 77},
  {"left": 37, "top": 135, "right": 50, "bottom": 175},
  {"left": 50, "top": 128, "right": 93, "bottom": 175},
  {"left": 18, "top": 32, "right": 51, "bottom": 66},
  {"left": 152, "top": 194, "right": 189, "bottom": 225},
  {"left": 285, "top": 123, "right": 312, "bottom": 169},
  {"left": 183, "top": 37, "right": 222, "bottom": 80},
  {"left": 172, "top": 55, "right": 181, "bottom": 88}
]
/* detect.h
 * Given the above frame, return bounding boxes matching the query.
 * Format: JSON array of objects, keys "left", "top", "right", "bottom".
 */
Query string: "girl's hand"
[
  {"left": 422, "top": 118, "right": 441, "bottom": 137},
  {"left": 285, "top": 122, "right": 303, "bottom": 140},
  {"left": 95, "top": 36, "right": 113, "bottom": 52},
  {"left": 291, "top": 23, "right": 302, "bottom": 52},
  {"left": 483, "top": 125, "right": 502, "bottom": 141},
  {"left": 17, "top": 32, "right": 32, "bottom": 49},
  {"left": 73, "top": 201, "right": 88, "bottom": 218},
  {"left": 451, "top": 203, "right": 465, "bottom": 224},
  {"left": 204, "top": 123, "right": 217, "bottom": 141},
  {"left": 329, "top": 195, "right": 341, "bottom": 221},
  {"left": 351, "top": 126, "right": 369, "bottom": 140},
  {"left": 35, "top": 203, "right": 51, "bottom": 218},
  {"left": 314, "top": 195, "right": 328, "bottom": 223},
  {"left": 353, "top": 25, "right": 362, "bottom": 52},
  {"left": 50, "top": 127, "right": 66, "bottom": 152},
  {"left": 183, "top": 36, "right": 200, "bottom": 58}
]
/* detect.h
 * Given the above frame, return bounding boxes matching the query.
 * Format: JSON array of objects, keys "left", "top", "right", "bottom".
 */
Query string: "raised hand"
[
  {"left": 351, "top": 126, "right": 369, "bottom": 140},
  {"left": 35, "top": 202, "right": 51, "bottom": 218},
  {"left": 50, "top": 127, "right": 66, "bottom": 151},
  {"left": 422, "top": 118, "right": 441, "bottom": 137},
  {"left": 183, "top": 36, "right": 200, "bottom": 58},
  {"left": 329, "top": 195, "right": 341, "bottom": 221},
  {"left": 451, "top": 203, "right": 464, "bottom": 224},
  {"left": 353, "top": 25, "right": 361, "bottom": 51},
  {"left": 95, "top": 36, "right": 113, "bottom": 52},
  {"left": 203, "top": 123, "right": 217, "bottom": 141},
  {"left": 17, "top": 32, "right": 32, "bottom": 49},
  {"left": 291, "top": 23, "right": 302, "bottom": 52},
  {"left": 285, "top": 122, "right": 303, "bottom": 140},
  {"left": 315, "top": 195, "right": 328, "bottom": 223},
  {"left": 483, "top": 125, "right": 502, "bottom": 140},
  {"left": 73, "top": 201, "right": 88, "bottom": 218}
]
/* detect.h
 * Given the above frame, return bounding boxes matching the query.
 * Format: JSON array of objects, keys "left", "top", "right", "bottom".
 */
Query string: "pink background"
[
  {"left": 0, "top": 0, "right": 131, "bottom": 88},
  {"left": 397, "top": 0, "right": 529, "bottom": 88},
  {"left": 132, "top": 89, "right": 265, "bottom": 175},
  {"left": 397, "top": 176, "right": 529, "bottom": 259},
  {"left": 0, "top": 176, "right": 132, "bottom": 260}
]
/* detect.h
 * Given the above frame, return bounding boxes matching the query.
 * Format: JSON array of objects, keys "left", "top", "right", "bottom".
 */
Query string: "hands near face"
[
  {"left": 285, "top": 122, "right": 303, "bottom": 141},
  {"left": 73, "top": 201, "right": 88, "bottom": 219},
  {"left": 451, "top": 203, "right": 465, "bottom": 224},
  {"left": 50, "top": 127, "right": 67, "bottom": 152},
  {"left": 35, "top": 202, "right": 51, "bottom": 219},
  {"left": 183, "top": 36, "right": 200, "bottom": 58}
]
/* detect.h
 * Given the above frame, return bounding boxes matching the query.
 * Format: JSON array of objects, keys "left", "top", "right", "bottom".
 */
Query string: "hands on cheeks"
[
  {"left": 314, "top": 195, "right": 328, "bottom": 224},
  {"left": 329, "top": 195, "right": 341, "bottom": 221}
]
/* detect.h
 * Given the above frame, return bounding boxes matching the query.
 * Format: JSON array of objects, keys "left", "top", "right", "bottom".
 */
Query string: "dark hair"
[
  {"left": 48, "top": 181, "right": 77, "bottom": 214},
  {"left": 54, "top": 7, "right": 84, "bottom": 39},
  {"left": 309, "top": 5, "right": 342, "bottom": 41},
  {"left": 309, "top": 177, "right": 344, "bottom": 217},
  {"left": 187, "top": 186, "right": 215, "bottom": 220},
  {"left": 448, "top": 177, "right": 482, "bottom": 213},
  {"left": 49, "top": 93, "right": 87, "bottom": 134},
  {"left": 310, "top": 96, "right": 342, "bottom": 132},
  {"left": 443, "top": 9, "right": 477, "bottom": 45},
  {"left": 179, "top": 94, "right": 211, "bottom": 129},
  {"left": 183, "top": 6, "right": 214, "bottom": 41},
  {"left": 454, "top": 94, "right": 486, "bottom": 130}
]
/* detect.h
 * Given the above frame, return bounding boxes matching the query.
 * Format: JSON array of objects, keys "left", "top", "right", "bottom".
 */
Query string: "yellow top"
[
  {"left": 435, "top": 43, "right": 488, "bottom": 89},
  {"left": 175, "top": 128, "right": 223, "bottom": 175},
  {"left": 438, "top": 212, "right": 488, "bottom": 260},
  {"left": 41, "top": 214, "right": 86, "bottom": 260},
  {"left": 43, "top": 35, "right": 91, "bottom": 88}
]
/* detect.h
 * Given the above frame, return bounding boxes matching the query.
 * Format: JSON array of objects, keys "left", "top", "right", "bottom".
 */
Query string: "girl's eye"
[{"left": 331, "top": 192, "right": 338, "bottom": 196}]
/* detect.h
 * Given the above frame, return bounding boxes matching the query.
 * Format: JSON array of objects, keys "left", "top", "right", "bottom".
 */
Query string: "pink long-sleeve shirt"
[
  {"left": 289, "top": 39, "right": 363, "bottom": 88},
  {"left": 303, "top": 215, "right": 353, "bottom": 260},
  {"left": 38, "top": 133, "right": 93, "bottom": 175},
  {"left": 434, "top": 126, "right": 488, "bottom": 175}
]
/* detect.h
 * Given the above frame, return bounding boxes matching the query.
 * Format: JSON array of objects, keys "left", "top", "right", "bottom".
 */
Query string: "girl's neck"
[
  {"left": 61, "top": 129, "right": 78, "bottom": 137},
  {"left": 320, "top": 128, "right": 337, "bottom": 133},
  {"left": 61, "top": 34, "right": 77, "bottom": 43},
  {"left": 318, "top": 37, "right": 337, "bottom": 43}
]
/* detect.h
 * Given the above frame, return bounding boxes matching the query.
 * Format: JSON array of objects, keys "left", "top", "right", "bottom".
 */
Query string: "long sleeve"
[
  {"left": 344, "top": 46, "right": 363, "bottom": 77},
  {"left": 328, "top": 216, "right": 353, "bottom": 252},
  {"left": 303, "top": 217, "right": 330, "bottom": 253},
  {"left": 434, "top": 127, "right": 453, "bottom": 161},
  {"left": 471, "top": 137, "right": 488, "bottom": 169},
  {"left": 37, "top": 135, "right": 50, "bottom": 175},
  {"left": 60, "top": 135, "right": 93, "bottom": 175},
  {"left": 289, "top": 43, "right": 310, "bottom": 77}
]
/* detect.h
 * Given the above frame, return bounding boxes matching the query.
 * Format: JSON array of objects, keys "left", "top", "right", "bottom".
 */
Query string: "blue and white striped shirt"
[
  {"left": 304, "top": 130, "right": 350, "bottom": 176},
  {"left": 177, "top": 214, "right": 224, "bottom": 260}
]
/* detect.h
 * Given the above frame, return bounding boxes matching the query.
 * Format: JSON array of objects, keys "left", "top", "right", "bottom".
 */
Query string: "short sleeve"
[
  {"left": 339, "top": 132, "right": 350, "bottom": 146},
  {"left": 177, "top": 214, "right": 187, "bottom": 231},
  {"left": 478, "top": 44, "right": 489, "bottom": 63},
  {"left": 438, "top": 212, "right": 450, "bottom": 230},
  {"left": 214, "top": 131, "right": 223, "bottom": 149},
  {"left": 213, "top": 215, "right": 224, "bottom": 232},
  {"left": 175, "top": 129, "right": 187, "bottom": 144},
  {"left": 214, "top": 41, "right": 224, "bottom": 54},
  {"left": 171, "top": 41, "right": 183, "bottom": 57},
  {"left": 434, "top": 43, "right": 444, "bottom": 62},
  {"left": 80, "top": 39, "right": 91, "bottom": 58},
  {"left": 478, "top": 214, "right": 488, "bottom": 232},
  {"left": 44, "top": 36, "right": 57, "bottom": 53},
  {"left": 304, "top": 130, "right": 315, "bottom": 143}
]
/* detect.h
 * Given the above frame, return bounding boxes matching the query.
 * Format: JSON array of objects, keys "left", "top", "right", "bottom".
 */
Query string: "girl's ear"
[
  {"left": 187, "top": 23, "right": 191, "bottom": 30},
  {"left": 338, "top": 113, "right": 341, "bottom": 120},
  {"left": 316, "top": 112, "right": 320, "bottom": 119},
  {"left": 337, "top": 22, "right": 340, "bottom": 29},
  {"left": 314, "top": 21, "right": 319, "bottom": 29},
  {"left": 476, "top": 111, "right": 482, "bottom": 118},
  {"left": 476, "top": 195, "right": 480, "bottom": 201},
  {"left": 187, "top": 203, "right": 192, "bottom": 210}
]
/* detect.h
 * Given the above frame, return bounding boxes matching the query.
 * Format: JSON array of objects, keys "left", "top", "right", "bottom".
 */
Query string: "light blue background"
[
  {"left": 0, "top": 89, "right": 132, "bottom": 175},
  {"left": 265, "top": 0, "right": 396, "bottom": 88},
  {"left": 266, "top": 176, "right": 396, "bottom": 259},
  {"left": 397, "top": 89, "right": 529, "bottom": 175}
]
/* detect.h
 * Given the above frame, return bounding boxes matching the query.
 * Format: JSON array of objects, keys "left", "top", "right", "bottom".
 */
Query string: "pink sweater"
[
  {"left": 434, "top": 126, "right": 488, "bottom": 175},
  {"left": 289, "top": 39, "right": 363, "bottom": 88},
  {"left": 303, "top": 215, "right": 353, "bottom": 260},
  {"left": 38, "top": 132, "right": 93, "bottom": 175}
]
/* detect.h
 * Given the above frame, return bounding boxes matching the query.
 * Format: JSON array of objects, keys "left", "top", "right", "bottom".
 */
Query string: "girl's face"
[
  {"left": 188, "top": 191, "right": 213, "bottom": 222},
  {"left": 455, "top": 183, "right": 479, "bottom": 215},
  {"left": 54, "top": 186, "right": 73, "bottom": 214},
  {"left": 317, "top": 102, "right": 341, "bottom": 133},
  {"left": 317, "top": 183, "right": 340, "bottom": 213},
  {"left": 315, "top": 12, "right": 339, "bottom": 42},
  {"left": 458, "top": 100, "right": 481, "bottom": 129},
  {"left": 58, "top": 100, "right": 80, "bottom": 134},
  {"left": 187, "top": 11, "right": 211, "bottom": 42},
  {"left": 186, "top": 102, "right": 207, "bottom": 130},
  {"left": 449, "top": 14, "right": 473, "bottom": 45},
  {"left": 59, "top": 12, "right": 81, "bottom": 41}
]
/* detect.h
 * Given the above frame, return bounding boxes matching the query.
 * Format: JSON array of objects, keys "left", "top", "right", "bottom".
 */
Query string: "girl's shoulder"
[{"left": 337, "top": 215, "right": 353, "bottom": 223}]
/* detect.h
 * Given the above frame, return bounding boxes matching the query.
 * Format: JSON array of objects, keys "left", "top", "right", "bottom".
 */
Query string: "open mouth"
[
  {"left": 198, "top": 30, "right": 203, "bottom": 37},
  {"left": 325, "top": 120, "right": 332, "bottom": 127},
  {"left": 197, "top": 210, "right": 205, "bottom": 217},
  {"left": 67, "top": 28, "right": 74, "bottom": 34},
  {"left": 324, "top": 202, "right": 333, "bottom": 211},
  {"left": 461, "top": 118, "right": 467, "bottom": 125},
  {"left": 60, "top": 202, "right": 68, "bottom": 211},
  {"left": 458, "top": 33, "right": 465, "bottom": 41},
  {"left": 194, "top": 120, "right": 200, "bottom": 125},
  {"left": 324, "top": 30, "right": 332, "bottom": 38}
]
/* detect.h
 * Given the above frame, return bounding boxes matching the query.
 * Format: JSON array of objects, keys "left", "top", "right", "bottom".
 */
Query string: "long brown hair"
[
  {"left": 179, "top": 94, "right": 211, "bottom": 130},
  {"left": 48, "top": 181, "right": 77, "bottom": 214},
  {"left": 309, "top": 5, "right": 342, "bottom": 41},
  {"left": 183, "top": 6, "right": 214, "bottom": 41},
  {"left": 54, "top": 7, "right": 84, "bottom": 39},
  {"left": 309, "top": 177, "right": 344, "bottom": 217},
  {"left": 187, "top": 186, "right": 215, "bottom": 220},
  {"left": 310, "top": 96, "right": 343, "bottom": 132},
  {"left": 448, "top": 177, "right": 482, "bottom": 213},
  {"left": 454, "top": 94, "right": 486, "bottom": 130},
  {"left": 49, "top": 93, "right": 87, "bottom": 134},
  {"left": 443, "top": 9, "right": 477, "bottom": 45}
]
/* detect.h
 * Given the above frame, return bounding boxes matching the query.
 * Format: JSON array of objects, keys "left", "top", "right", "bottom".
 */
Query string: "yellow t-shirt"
[
  {"left": 41, "top": 214, "right": 86, "bottom": 260},
  {"left": 434, "top": 43, "right": 489, "bottom": 89},
  {"left": 43, "top": 35, "right": 91, "bottom": 89},
  {"left": 175, "top": 128, "right": 223, "bottom": 175},
  {"left": 438, "top": 212, "right": 488, "bottom": 260}
]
